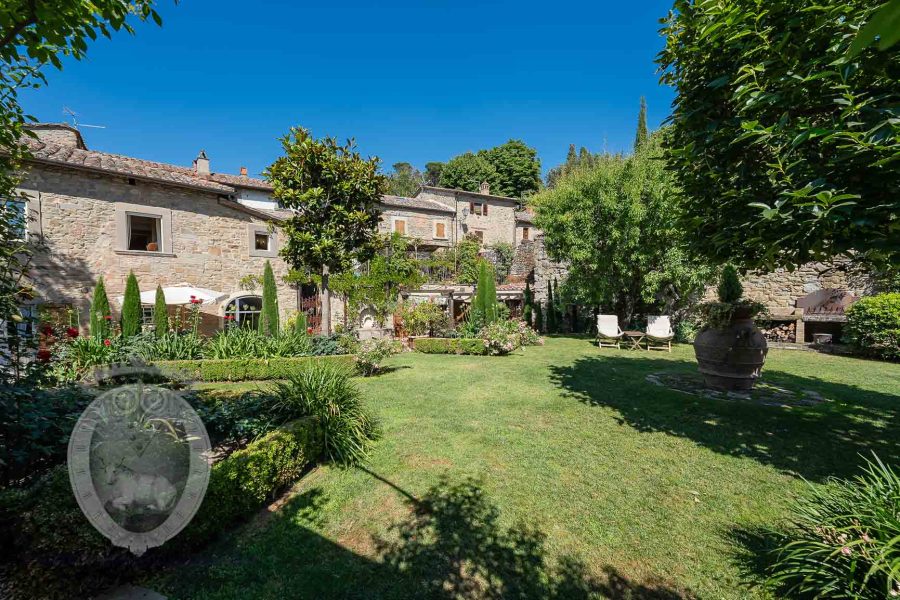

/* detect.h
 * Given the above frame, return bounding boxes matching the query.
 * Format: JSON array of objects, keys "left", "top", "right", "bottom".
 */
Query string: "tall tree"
[
  {"left": 473, "top": 261, "right": 498, "bottom": 325},
  {"left": 658, "top": 0, "right": 899, "bottom": 271},
  {"left": 386, "top": 162, "right": 423, "bottom": 197},
  {"left": 546, "top": 280, "right": 556, "bottom": 333},
  {"left": 266, "top": 127, "right": 386, "bottom": 334},
  {"left": 523, "top": 281, "right": 533, "bottom": 326},
  {"left": 89, "top": 276, "right": 111, "bottom": 340},
  {"left": 120, "top": 271, "right": 141, "bottom": 337},
  {"left": 153, "top": 284, "right": 168, "bottom": 337},
  {"left": 533, "top": 132, "right": 711, "bottom": 324},
  {"left": 259, "top": 260, "right": 280, "bottom": 335},
  {"left": 424, "top": 162, "right": 444, "bottom": 186},
  {"left": 477, "top": 139, "right": 542, "bottom": 198},
  {"left": 634, "top": 97, "right": 649, "bottom": 151},
  {"left": 438, "top": 152, "right": 498, "bottom": 193}
]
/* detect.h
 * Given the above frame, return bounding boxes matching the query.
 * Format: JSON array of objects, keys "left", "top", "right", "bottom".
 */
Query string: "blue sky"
[{"left": 20, "top": 0, "right": 676, "bottom": 180}]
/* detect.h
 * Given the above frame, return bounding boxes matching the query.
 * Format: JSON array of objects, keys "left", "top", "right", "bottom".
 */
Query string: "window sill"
[{"left": 114, "top": 249, "right": 176, "bottom": 257}]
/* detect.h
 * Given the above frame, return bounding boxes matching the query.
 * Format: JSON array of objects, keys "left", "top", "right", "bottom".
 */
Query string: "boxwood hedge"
[
  {"left": 413, "top": 337, "right": 487, "bottom": 355},
  {"left": 153, "top": 355, "right": 355, "bottom": 382}
]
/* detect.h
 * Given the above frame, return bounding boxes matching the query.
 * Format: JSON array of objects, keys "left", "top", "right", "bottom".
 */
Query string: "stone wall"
[
  {"left": 531, "top": 235, "right": 568, "bottom": 304},
  {"left": 20, "top": 164, "right": 300, "bottom": 334},
  {"left": 703, "top": 260, "right": 874, "bottom": 310},
  {"left": 417, "top": 189, "right": 518, "bottom": 247},
  {"left": 377, "top": 207, "right": 452, "bottom": 247}
]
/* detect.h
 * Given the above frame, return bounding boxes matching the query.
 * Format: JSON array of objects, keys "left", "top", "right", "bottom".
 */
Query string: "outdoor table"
[{"left": 623, "top": 330, "right": 646, "bottom": 350}]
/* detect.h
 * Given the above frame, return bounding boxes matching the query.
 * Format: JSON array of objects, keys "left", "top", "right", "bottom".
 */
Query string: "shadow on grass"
[{"left": 548, "top": 354, "right": 900, "bottom": 482}]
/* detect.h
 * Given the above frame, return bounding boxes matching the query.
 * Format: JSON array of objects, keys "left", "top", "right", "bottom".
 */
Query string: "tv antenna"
[{"left": 63, "top": 107, "right": 106, "bottom": 130}]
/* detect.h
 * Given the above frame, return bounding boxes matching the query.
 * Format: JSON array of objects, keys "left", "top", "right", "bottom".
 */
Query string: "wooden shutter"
[
  {"left": 395, "top": 219, "right": 406, "bottom": 235},
  {"left": 435, "top": 222, "right": 445, "bottom": 238},
  {"left": 483, "top": 203, "right": 488, "bottom": 216}
]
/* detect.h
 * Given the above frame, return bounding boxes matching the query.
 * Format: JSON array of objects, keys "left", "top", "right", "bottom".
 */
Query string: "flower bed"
[
  {"left": 153, "top": 355, "right": 355, "bottom": 382},
  {"left": 0, "top": 417, "right": 324, "bottom": 599}
]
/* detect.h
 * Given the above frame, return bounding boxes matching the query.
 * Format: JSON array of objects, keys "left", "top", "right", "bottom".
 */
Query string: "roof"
[
  {"left": 25, "top": 123, "right": 87, "bottom": 149},
  {"left": 419, "top": 185, "right": 519, "bottom": 203},
  {"left": 515, "top": 210, "right": 535, "bottom": 224},
  {"left": 380, "top": 194, "right": 456, "bottom": 214},
  {"left": 210, "top": 172, "right": 274, "bottom": 192},
  {"left": 23, "top": 137, "right": 235, "bottom": 194}
]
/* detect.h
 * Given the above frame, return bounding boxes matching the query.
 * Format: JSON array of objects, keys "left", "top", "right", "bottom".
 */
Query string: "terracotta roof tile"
[
  {"left": 209, "top": 172, "right": 273, "bottom": 191},
  {"left": 380, "top": 194, "right": 456, "bottom": 214}
]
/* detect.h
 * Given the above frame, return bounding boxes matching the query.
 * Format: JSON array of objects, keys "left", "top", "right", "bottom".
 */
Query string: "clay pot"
[
  {"left": 693, "top": 309, "right": 768, "bottom": 391},
  {"left": 146, "top": 242, "right": 159, "bottom": 251}
]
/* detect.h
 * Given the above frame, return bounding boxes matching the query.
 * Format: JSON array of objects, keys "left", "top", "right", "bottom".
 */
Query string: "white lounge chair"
[
  {"left": 646, "top": 315, "right": 674, "bottom": 352},
  {"left": 597, "top": 314, "right": 624, "bottom": 349}
]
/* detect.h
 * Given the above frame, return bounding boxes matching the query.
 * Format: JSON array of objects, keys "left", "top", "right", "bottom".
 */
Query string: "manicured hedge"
[
  {"left": 845, "top": 293, "right": 900, "bottom": 361},
  {"left": 1, "top": 418, "right": 323, "bottom": 599},
  {"left": 153, "top": 355, "right": 355, "bottom": 382},
  {"left": 414, "top": 337, "right": 487, "bottom": 355}
]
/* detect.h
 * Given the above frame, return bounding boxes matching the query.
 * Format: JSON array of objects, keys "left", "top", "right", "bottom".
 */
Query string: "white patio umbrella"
[{"left": 116, "top": 284, "right": 227, "bottom": 306}]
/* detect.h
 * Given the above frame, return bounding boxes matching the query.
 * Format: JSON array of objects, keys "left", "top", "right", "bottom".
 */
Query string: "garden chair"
[
  {"left": 596, "top": 314, "right": 624, "bottom": 349},
  {"left": 646, "top": 315, "right": 674, "bottom": 352}
]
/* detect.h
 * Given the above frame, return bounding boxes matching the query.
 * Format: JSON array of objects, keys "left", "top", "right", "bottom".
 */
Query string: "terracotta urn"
[
  {"left": 146, "top": 242, "right": 159, "bottom": 252},
  {"left": 693, "top": 306, "right": 768, "bottom": 391}
]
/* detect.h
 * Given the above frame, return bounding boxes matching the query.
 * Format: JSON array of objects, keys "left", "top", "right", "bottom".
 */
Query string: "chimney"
[
  {"left": 193, "top": 150, "right": 210, "bottom": 176},
  {"left": 479, "top": 181, "right": 491, "bottom": 195},
  {"left": 239, "top": 166, "right": 248, "bottom": 177}
]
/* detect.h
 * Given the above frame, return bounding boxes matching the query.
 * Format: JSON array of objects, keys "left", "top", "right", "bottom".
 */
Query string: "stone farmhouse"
[{"left": 10, "top": 124, "right": 548, "bottom": 335}]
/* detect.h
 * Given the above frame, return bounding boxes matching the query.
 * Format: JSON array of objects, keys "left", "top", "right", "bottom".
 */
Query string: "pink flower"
[
  {"left": 103, "top": 339, "right": 111, "bottom": 347},
  {"left": 841, "top": 546, "right": 852, "bottom": 556}
]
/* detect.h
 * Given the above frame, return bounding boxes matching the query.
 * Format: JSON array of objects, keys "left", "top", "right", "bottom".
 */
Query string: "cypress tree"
[
  {"left": 534, "top": 302, "right": 544, "bottom": 332},
  {"left": 259, "top": 260, "right": 280, "bottom": 335},
  {"left": 546, "top": 281, "right": 556, "bottom": 333},
  {"left": 523, "top": 281, "right": 533, "bottom": 326},
  {"left": 120, "top": 271, "right": 142, "bottom": 337},
  {"left": 485, "top": 264, "right": 498, "bottom": 324},
  {"left": 634, "top": 96, "right": 648, "bottom": 151},
  {"left": 553, "top": 278, "right": 562, "bottom": 332},
  {"left": 89, "top": 276, "right": 111, "bottom": 339},
  {"left": 153, "top": 285, "right": 168, "bottom": 337}
]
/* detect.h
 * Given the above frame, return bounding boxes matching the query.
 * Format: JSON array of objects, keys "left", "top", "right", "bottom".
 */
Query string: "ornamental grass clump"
[
  {"left": 271, "top": 362, "right": 379, "bottom": 466},
  {"left": 767, "top": 455, "right": 900, "bottom": 599}
]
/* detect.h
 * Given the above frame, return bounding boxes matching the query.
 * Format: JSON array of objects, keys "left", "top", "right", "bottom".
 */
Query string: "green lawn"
[{"left": 150, "top": 337, "right": 900, "bottom": 599}]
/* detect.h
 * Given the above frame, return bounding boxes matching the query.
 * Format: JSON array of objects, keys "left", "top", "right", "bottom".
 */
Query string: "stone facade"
[
  {"left": 20, "top": 165, "right": 298, "bottom": 335},
  {"left": 377, "top": 206, "right": 453, "bottom": 249},
  {"left": 416, "top": 187, "right": 522, "bottom": 247}
]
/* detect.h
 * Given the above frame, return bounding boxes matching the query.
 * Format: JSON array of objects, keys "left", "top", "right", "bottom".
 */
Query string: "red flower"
[
  {"left": 66, "top": 326, "right": 79, "bottom": 338},
  {"left": 103, "top": 339, "right": 111, "bottom": 346},
  {"left": 40, "top": 324, "right": 54, "bottom": 336},
  {"left": 306, "top": 327, "right": 313, "bottom": 335},
  {"left": 191, "top": 298, "right": 202, "bottom": 305},
  {"left": 224, "top": 315, "right": 233, "bottom": 321},
  {"left": 104, "top": 315, "right": 112, "bottom": 321},
  {"left": 36, "top": 348, "right": 52, "bottom": 363}
]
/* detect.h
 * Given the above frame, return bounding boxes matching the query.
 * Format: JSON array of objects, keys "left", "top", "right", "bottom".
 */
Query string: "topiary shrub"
[
  {"left": 413, "top": 338, "right": 487, "bottom": 355},
  {"left": 717, "top": 264, "right": 743, "bottom": 303},
  {"left": 152, "top": 355, "right": 355, "bottom": 382},
  {"left": 844, "top": 293, "right": 900, "bottom": 361}
]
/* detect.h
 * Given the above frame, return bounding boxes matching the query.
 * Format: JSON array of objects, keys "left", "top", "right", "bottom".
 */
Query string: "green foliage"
[
  {"left": 153, "top": 355, "right": 356, "bottom": 382},
  {"left": 386, "top": 162, "right": 423, "bottom": 197},
  {"left": 479, "top": 320, "right": 521, "bottom": 355},
  {"left": 330, "top": 233, "right": 425, "bottom": 323},
  {"left": 272, "top": 362, "right": 380, "bottom": 466},
  {"left": 120, "top": 271, "right": 141, "bottom": 337},
  {"left": 205, "top": 328, "right": 312, "bottom": 359},
  {"left": 135, "top": 330, "right": 204, "bottom": 361},
  {"left": 478, "top": 139, "right": 542, "bottom": 198},
  {"left": 696, "top": 300, "right": 766, "bottom": 330},
  {"left": 767, "top": 455, "right": 900, "bottom": 599},
  {"left": 266, "top": 126, "right": 387, "bottom": 333},
  {"left": 717, "top": 265, "right": 743, "bottom": 303},
  {"left": 488, "top": 242, "right": 515, "bottom": 282},
  {"left": 849, "top": 0, "right": 900, "bottom": 56},
  {"left": 413, "top": 337, "right": 487, "bottom": 355},
  {"left": 658, "top": 0, "right": 900, "bottom": 270},
  {"left": 473, "top": 261, "right": 498, "bottom": 325},
  {"left": 153, "top": 285, "right": 168, "bottom": 337},
  {"left": 534, "top": 302, "right": 544, "bottom": 332},
  {"left": 546, "top": 281, "right": 557, "bottom": 333},
  {"left": 291, "top": 311, "right": 309, "bottom": 334},
  {"left": 523, "top": 281, "right": 533, "bottom": 327},
  {"left": 634, "top": 96, "right": 648, "bottom": 151},
  {"left": 845, "top": 293, "right": 900, "bottom": 360},
  {"left": 259, "top": 260, "right": 280, "bottom": 336},
  {"left": 400, "top": 301, "right": 451, "bottom": 337},
  {"left": 424, "top": 161, "right": 444, "bottom": 186},
  {"left": 533, "top": 132, "right": 711, "bottom": 324},
  {"left": 89, "top": 276, "right": 111, "bottom": 339},
  {"left": 439, "top": 152, "right": 499, "bottom": 193},
  {"left": 355, "top": 338, "right": 400, "bottom": 376}
]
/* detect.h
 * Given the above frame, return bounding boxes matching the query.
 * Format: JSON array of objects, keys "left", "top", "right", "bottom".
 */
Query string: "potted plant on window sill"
[{"left": 693, "top": 265, "right": 768, "bottom": 391}]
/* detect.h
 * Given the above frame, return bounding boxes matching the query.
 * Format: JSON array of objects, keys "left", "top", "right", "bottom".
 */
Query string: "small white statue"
[{"left": 105, "top": 465, "right": 177, "bottom": 512}]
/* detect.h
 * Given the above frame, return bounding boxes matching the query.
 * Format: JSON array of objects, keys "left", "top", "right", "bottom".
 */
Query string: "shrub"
[
  {"left": 767, "top": 455, "right": 900, "bottom": 599},
  {"left": 120, "top": 271, "right": 142, "bottom": 338},
  {"left": 355, "top": 338, "right": 400, "bottom": 376},
  {"left": 310, "top": 332, "right": 358, "bottom": 356},
  {"left": 89, "top": 276, "right": 111, "bottom": 340},
  {"left": 153, "top": 355, "right": 355, "bottom": 382},
  {"left": 205, "top": 328, "right": 312, "bottom": 359},
  {"left": 400, "top": 301, "right": 451, "bottom": 337},
  {"left": 480, "top": 320, "right": 520, "bottom": 355},
  {"left": 2, "top": 418, "right": 323, "bottom": 599},
  {"left": 259, "top": 260, "right": 280, "bottom": 336},
  {"left": 135, "top": 330, "right": 205, "bottom": 361},
  {"left": 414, "top": 337, "right": 487, "bottom": 355},
  {"left": 845, "top": 293, "right": 900, "bottom": 361},
  {"left": 153, "top": 285, "right": 168, "bottom": 337},
  {"left": 717, "top": 265, "right": 743, "bottom": 303},
  {"left": 272, "top": 362, "right": 379, "bottom": 466}
]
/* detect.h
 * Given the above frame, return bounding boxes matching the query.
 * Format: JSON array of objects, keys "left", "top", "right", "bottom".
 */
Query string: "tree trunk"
[{"left": 321, "top": 266, "right": 331, "bottom": 335}]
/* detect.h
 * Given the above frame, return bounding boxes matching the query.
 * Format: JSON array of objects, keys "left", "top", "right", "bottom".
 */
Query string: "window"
[
  {"left": 225, "top": 295, "right": 262, "bottom": 329},
  {"left": 469, "top": 202, "right": 487, "bottom": 216},
  {"left": 254, "top": 232, "right": 271, "bottom": 252},
  {"left": 522, "top": 227, "right": 530, "bottom": 241},
  {"left": 141, "top": 305, "right": 154, "bottom": 326},
  {"left": 434, "top": 221, "right": 447, "bottom": 239},
  {"left": 127, "top": 214, "right": 162, "bottom": 251},
  {"left": 3, "top": 198, "right": 26, "bottom": 240},
  {"left": 392, "top": 218, "right": 407, "bottom": 235}
]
